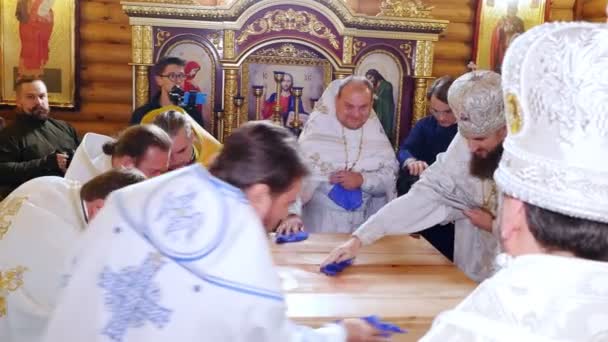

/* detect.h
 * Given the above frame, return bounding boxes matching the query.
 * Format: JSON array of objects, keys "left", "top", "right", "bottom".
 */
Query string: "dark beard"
[
  {"left": 20, "top": 105, "right": 50, "bottom": 121},
  {"left": 470, "top": 144, "right": 503, "bottom": 180}
]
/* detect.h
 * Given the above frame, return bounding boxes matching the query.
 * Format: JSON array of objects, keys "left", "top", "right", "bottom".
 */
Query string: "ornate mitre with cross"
[{"left": 495, "top": 22, "right": 608, "bottom": 223}]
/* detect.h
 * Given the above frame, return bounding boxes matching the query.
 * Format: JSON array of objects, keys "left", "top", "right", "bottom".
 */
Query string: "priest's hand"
[
  {"left": 342, "top": 318, "right": 389, "bottom": 342},
  {"left": 322, "top": 236, "right": 362, "bottom": 267},
  {"left": 275, "top": 214, "right": 304, "bottom": 235},
  {"left": 330, "top": 170, "right": 364, "bottom": 190},
  {"left": 405, "top": 158, "right": 428, "bottom": 176},
  {"left": 464, "top": 208, "right": 494, "bottom": 232}
]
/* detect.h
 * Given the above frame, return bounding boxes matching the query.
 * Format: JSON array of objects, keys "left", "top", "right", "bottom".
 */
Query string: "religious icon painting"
[
  {"left": 241, "top": 43, "right": 332, "bottom": 130},
  {"left": 0, "top": 0, "right": 78, "bottom": 107},
  {"left": 474, "top": 0, "right": 549, "bottom": 74},
  {"left": 354, "top": 51, "right": 405, "bottom": 148},
  {"left": 155, "top": 33, "right": 218, "bottom": 132}
]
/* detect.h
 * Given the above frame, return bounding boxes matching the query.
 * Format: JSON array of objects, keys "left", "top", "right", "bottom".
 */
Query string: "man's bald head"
[{"left": 335, "top": 76, "right": 374, "bottom": 130}]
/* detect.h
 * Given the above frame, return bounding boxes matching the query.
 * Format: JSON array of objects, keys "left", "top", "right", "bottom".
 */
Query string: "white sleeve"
[{"left": 353, "top": 135, "right": 470, "bottom": 245}]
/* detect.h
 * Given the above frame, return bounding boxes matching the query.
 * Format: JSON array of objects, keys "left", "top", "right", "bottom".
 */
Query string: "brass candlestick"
[
  {"left": 252, "top": 85, "right": 264, "bottom": 121},
  {"left": 272, "top": 71, "right": 285, "bottom": 125},
  {"left": 290, "top": 87, "right": 304, "bottom": 130},
  {"left": 215, "top": 109, "right": 225, "bottom": 143},
  {"left": 233, "top": 95, "right": 244, "bottom": 127}
]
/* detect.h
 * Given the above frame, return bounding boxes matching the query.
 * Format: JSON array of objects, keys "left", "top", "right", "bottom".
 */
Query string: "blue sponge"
[
  {"left": 275, "top": 230, "right": 309, "bottom": 244},
  {"left": 320, "top": 258, "right": 354, "bottom": 276},
  {"left": 362, "top": 315, "right": 407, "bottom": 337}
]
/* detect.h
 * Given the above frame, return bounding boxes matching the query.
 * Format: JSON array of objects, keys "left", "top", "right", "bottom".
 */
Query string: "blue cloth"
[
  {"left": 362, "top": 315, "right": 407, "bottom": 337},
  {"left": 275, "top": 231, "right": 309, "bottom": 244},
  {"left": 397, "top": 115, "right": 457, "bottom": 167},
  {"left": 327, "top": 184, "right": 362, "bottom": 211},
  {"left": 320, "top": 258, "right": 354, "bottom": 276}
]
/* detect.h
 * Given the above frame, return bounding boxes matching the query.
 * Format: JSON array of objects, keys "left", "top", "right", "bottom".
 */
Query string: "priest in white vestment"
[
  {"left": 422, "top": 22, "right": 608, "bottom": 341},
  {"left": 324, "top": 70, "right": 507, "bottom": 282},
  {"left": 0, "top": 169, "right": 145, "bottom": 342},
  {"left": 284, "top": 77, "right": 398, "bottom": 234},
  {"left": 65, "top": 125, "right": 172, "bottom": 183},
  {"left": 43, "top": 122, "right": 385, "bottom": 342}
]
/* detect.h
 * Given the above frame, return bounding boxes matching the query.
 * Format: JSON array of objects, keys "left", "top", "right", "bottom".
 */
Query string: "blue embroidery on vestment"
[
  {"left": 157, "top": 191, "right": 203, "bottom": 242},
  {"left": 98, "top": 253, "right": 172, "bottom": 342}
]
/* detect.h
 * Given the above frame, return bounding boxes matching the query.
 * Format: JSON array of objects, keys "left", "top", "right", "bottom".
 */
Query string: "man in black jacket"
[{"left": 0, "top": 78, "right": 80, "bottom": 199}]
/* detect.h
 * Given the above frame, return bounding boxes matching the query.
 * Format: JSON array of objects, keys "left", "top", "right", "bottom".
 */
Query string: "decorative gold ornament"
[
  {"left": 0, "top": 266, "right": 27, "bottom": 317},
  {"left": 253, "top": 43, "right": 320, "bottom": 59},
  {"left": 223, "top": 30, "right": 235, "bottom": 59},
  {"left": 142, "top": 26, "right": 154, "bottom": 64},
  {"left": 412, "top": 77, "right": 432, "bottom": 123},
  {"left": 342, "top": 36, "right": 353, "bottom": 64},
  {"left": 399, "top": 42, "right": 413, "bottom": 60},
  {"left": 378, "top": 0, "right": 433, "bottom": 18},
  {"left": 207, "top": 32, "right": 223, "bottom": 52},
  {"left": 506, "top": 93, "right": 522, "bottom": 134},
  {"left": 223, "top": 68, "right": 239, "bottom": 137},
  {"left": 414, "top": 40, "right": 434, "bottom": 77},
  {"left": 121, "top": 0, "right": 447, "bottom": 34},
  {"left": 135, "top": 65, "right": 150, "bottom": 108},
  {"left": 155, "top": 29, "right": 171, "bottom": 48},
  {"left": 0, "top": 197, "right": 26, "bottom": 240},
  {"left": 131, "top": 26, "right": 143, "bottom": 64},
  {"left": 236, "top": 9, "right": 340, "bottom": 49},
  {"left": 352, "top": 38, "right": 366, "bottom": 59}
]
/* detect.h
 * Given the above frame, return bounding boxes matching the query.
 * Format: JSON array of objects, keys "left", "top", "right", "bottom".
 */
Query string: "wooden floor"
[{"left": 270, "top": 233, "right": 476, "bottom": 341}]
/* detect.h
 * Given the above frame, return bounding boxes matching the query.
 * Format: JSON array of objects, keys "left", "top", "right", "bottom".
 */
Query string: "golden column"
[
  {"left": 412, "top": 40, "right": 435, "bottom": 123},
  {"left": 131, "top": 25, "right": 154, "bottom": 108},
  {"left": 223, "top": 67, "right": 239, "bottom": 138}
]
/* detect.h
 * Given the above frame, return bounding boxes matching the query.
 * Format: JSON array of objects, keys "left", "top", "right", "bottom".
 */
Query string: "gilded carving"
[
  {"left": 0, "top": 196, "right": 26, "bottom": 240},
  {"left": 121, "top": 1, "right": 447, "bottom": 34},
  {"left": 142, "top": 26, "right": 154, "bottom": 65},
  {"left": 378, "top": 0, "right": 433, "bottom": 18},
  {"left": 223, "top": 68, "right": 239, "bottom": 138},
  {"left": 131, "top": 25, "right": 143, "bottom": 64},
  {"left": 342, "top": 36, "right": 353, "bottom": 64},
  {"left": 236, "top": 9, "right": 340, "bottom": 49},
  {"left": 135, "top": 65, "right": 150, "bottom": 108},
  {"left": 412, "top": 77, "right": 431, "bottom": 123},
  {"left": 206, "top": 32, "right": 223, "bottom": 52},
  {"left": 223, "top": 30, "right": 235, "bottom": 59},
  {"left": 352, "top": 39, "right": 366, "bottom": 58},
  {"left": 414, "top": 40, "right": 433, "bottom": 77},
  {"left": 253, "top": 43, "right": 320, "bottom": 59},
  {"left": 400, "top": 42, "right": 413, "bottom": 60},
  {"left": 155, "top": 29, "right": 172, "bottom": 48},
  {"left": 0, "top": 266, "right": 27, "bottom": 317}
]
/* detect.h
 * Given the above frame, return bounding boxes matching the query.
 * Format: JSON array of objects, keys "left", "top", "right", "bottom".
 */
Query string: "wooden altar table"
[{"left": 270, "top": 234, "right": 476, "bottom": 341}]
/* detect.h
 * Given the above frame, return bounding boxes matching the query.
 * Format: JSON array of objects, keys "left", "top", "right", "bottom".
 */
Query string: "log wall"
[
  {"left": 0, "top": 0, "right": 589, "bottom": 136},
  {"left": 0, "top": 0, "right": 132, "bottom": 137},
  {"left": 580, "top": 0, "right": 607, "bottom": 21}
]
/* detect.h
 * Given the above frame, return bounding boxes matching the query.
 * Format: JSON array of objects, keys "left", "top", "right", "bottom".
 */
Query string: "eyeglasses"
[
  {"left": 159, "top": 72, "right": 187, "bottom": 82},
  {"left": 429, "top": 108, "right": 453, "bottom": 117}
]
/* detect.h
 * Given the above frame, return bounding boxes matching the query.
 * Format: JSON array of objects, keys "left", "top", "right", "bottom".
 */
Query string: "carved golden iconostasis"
[{"left": 121, "top": 0, "right": 448, "bottom": 146}]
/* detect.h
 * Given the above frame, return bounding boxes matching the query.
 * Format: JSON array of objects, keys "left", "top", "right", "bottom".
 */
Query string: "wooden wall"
[
  {"left": 580, "top": 0, "right": 607, "bottom": 21},
  {"left": 0, "top": 0, "right": 132, "bottom": 137},
  {"left": 0, "top": 0, "right": 590, "bottom": 137}
]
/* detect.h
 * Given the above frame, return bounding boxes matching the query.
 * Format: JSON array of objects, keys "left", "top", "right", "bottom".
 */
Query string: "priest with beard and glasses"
[{"left": 323, "top": 70, "right": 506, "bottom": 282}]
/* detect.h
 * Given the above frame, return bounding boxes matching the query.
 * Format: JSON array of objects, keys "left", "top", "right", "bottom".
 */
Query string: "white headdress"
[
  {"left": 448, "top": 70, "right": 505, "bottom": 136},
  {"left": 494, "top": 22, "right": 608, "bottom": 223}
]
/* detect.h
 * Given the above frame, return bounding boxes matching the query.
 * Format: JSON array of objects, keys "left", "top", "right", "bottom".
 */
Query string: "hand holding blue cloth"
[
  {"left": 320, "top": 258, "right": 354, "bottom": 276},
  {"left": 328, "top": 184, "right": 362, "bottom": 211},
  {"left": 275, "top": 230, "right": 309, "bottom": 244}
]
